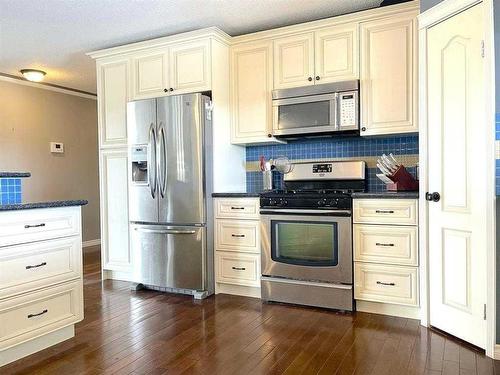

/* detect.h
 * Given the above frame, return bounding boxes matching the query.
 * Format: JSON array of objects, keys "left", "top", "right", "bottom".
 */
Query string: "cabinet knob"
[
  {"left": 169, "top": 88, "right": 174, "bottom": 92},
  {"left": 267, "top": 133, "right": 272, "bottom": 138},
  {"left": 361, "top": 127, "right": 367, "bottom": 132},
  {"left": 315, "top": 76, "right": 320, "bottom": 81},
  {"left": 307, "top": 77, "right": 313, "bottom": 82},
  {"left": 164, "top": 88, "right": 168, "bottom": 93}
]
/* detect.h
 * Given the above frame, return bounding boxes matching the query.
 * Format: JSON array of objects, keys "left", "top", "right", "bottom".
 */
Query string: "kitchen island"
[{"left": 0, "top": 200, "right": 87, "bottom": 366}]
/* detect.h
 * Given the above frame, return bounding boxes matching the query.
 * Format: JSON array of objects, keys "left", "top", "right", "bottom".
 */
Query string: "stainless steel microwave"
[{"left": 272, "top": 80, "right": 359, "bottom": 138}]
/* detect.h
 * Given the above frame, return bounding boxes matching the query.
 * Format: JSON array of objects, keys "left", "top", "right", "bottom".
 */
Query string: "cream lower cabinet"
[
  {"left": 353, "top": 198, "right": 419, "bottom": 319},
  {"left": 360, "top": 11, "right": 418, "bottom": 136},
  {"left": 214, "top": 198, "right": 261, "bottom": 298},
  {"left": 0, "top": 206, "right": 84, "bottom": 367},
  {"left": 99, "top": 148, "right": 131, "bottom": 280}
]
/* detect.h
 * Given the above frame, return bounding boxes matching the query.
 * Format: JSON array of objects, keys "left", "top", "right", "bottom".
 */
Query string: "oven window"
[
  {"left": 277, "top": 101, "right": 331, "bottom": 130},
  {"left": 271, "top": 220, "right": 338, "bottom": 266}
]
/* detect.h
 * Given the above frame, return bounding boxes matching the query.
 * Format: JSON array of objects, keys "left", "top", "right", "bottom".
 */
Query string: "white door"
[{"left": 427, "top": 3, "right": 486, "bottom": 348}]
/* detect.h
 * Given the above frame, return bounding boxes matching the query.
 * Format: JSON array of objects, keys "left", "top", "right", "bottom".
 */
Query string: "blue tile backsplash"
[
  {"left": 0, "top": 178, "right": 22, "bottom": 204},
  {"left": 246, "top": 135, "right": 419, "bottom": 193}
]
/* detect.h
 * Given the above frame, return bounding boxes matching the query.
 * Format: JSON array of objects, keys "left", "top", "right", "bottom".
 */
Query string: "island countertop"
[
  {"left": 0, "top": 200, "right": 88, "bottom": 211},
  {"left": 212, "top": 192, "right": 261, "bottom": 198},
  {"left": 351, "top": 191, "right": 419, "bottom": 199}
]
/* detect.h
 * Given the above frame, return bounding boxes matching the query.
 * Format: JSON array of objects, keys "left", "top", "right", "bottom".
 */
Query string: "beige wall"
[{"left": 0, "top": 79, "right": 100, "bottom": 242}]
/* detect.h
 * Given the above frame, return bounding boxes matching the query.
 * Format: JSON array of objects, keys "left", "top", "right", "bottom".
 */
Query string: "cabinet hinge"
[
  {"left": 481, "top": 40, "right": 485, "bottom": 58},
  {"left": 484, "top": 304, "right": 487, "bottom": 320}
]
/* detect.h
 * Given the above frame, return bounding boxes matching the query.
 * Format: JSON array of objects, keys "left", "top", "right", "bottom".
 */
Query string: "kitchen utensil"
[
  {"left": 377, "top": 163, "right": 391, "bottom": 176},
  {"left": 259, "top": 156, "right": 265, "bottom": 172},
  {"left": 376, "top": 173, "right": 394, "bottom": 184},
  {"left": 382, "top": 154, "right": 397, "bottom": 172},
  {"left": 389, "top": 153, "right": 400, "bottom": 167},
  {"left": 273, "top": 156, "right": 293, "bottom": 174}
]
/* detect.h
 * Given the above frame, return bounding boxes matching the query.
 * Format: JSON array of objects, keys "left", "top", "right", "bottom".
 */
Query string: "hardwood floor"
[{"left": 2, "top": 246, "right": 499, "bottom": 375}]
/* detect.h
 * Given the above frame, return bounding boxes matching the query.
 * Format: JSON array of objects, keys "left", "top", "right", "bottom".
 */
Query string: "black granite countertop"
[
  {"left": 0, "top": 200, "right": 88, "bottom": 211},
  {"left": 351, "top": 191, "right": 419, "bottom": 199},
  {"left": 0, "top": 172, "right": 31, "bottom": 178},
  {"left": 212, "top": 192, "right": 261, "bottom": 198}
]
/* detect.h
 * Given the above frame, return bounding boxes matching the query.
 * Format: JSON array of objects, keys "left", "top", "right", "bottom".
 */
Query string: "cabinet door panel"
[
  {"left": 132, "top": 52, "right": 168, "bottom": 99},
  {"left": 98, "top": 60, "right": 129, "bottom": 147},
  {"left": 169, "top": 40, "right": 211, "bottom": 94},
  {"left": 231, "top": 42, "right": 275, "bottom": 144},
  {"left": 100, "top": 149, "right": 130, "bottom": 272},
  {"left": 360, "top": 12, "right": 417, "bottom": 136},
  {"left": 315, "top": 24, "right": 359, "bottom": 83},
  {"left": 274, "top": 33, "right": 314, "bottom": 89}
]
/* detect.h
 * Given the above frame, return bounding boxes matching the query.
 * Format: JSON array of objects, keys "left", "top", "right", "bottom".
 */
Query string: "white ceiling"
[{"left": 0, "top": 0, "right": 384, "bottom": 94}]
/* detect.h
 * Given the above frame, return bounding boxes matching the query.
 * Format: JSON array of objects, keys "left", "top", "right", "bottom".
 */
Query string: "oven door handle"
[{"left": 259, "top": 209, "right": 351, "bottom": 217}]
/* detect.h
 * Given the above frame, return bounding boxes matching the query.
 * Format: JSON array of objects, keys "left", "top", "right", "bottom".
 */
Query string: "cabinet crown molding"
[{"left": 87, "top": 1, "right": 419, "bottom": 60}]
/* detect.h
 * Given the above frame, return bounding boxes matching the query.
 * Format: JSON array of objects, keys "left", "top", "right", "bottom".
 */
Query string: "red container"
[{"left": 386, "top": 165, "right": 419, "bottom": 191}]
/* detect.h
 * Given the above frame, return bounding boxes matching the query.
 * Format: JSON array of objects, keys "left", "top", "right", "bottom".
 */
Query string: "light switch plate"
[{"left": 50, "top": 142, "right": 64, "bottom": 154}]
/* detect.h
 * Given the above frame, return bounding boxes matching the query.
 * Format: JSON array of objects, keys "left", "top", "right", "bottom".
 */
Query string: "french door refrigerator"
[{"left": 127, "top": 94, "right": 213, "bottom": 299}]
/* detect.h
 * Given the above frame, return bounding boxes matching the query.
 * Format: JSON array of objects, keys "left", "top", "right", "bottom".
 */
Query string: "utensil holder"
[
  {"left": 262, "top": 171, "right": 273, "bottom": 191},
  {"left": 386, "top": 165, "right": 419, "bottom": 191}
]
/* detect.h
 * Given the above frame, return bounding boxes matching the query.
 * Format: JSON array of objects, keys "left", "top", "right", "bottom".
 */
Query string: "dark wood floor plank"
[{"left": 2, "top": 247, "right": 499, "bottom": 375}]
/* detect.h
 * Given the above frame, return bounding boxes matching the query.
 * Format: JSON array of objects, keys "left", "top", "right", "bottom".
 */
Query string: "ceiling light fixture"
[{"left": 20, "top": 69, "right": 46, "bottom": 82}]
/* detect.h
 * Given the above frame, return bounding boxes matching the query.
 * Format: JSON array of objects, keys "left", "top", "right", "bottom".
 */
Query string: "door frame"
[{"left": 418, "top": 0, "right": 496, "bottom": 358}]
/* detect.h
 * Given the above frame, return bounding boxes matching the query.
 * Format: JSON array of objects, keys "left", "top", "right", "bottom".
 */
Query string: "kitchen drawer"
[
  {"left": 216, "top": 252, "right": 260, "bottom": 287},
  {"left": 215, "top": 198, "right": 260, "bottom": 220},
  {"left": 0, "top": 280, "right": 83, "bottom": 350},
  {"left": 354, "top": 263, "right": 418, "bottom": 306},
  {"left": 353, "top": 199, "right": 418, "bottom": 225},
  {"left": 215, "top": 219, "right": 260, "bottom": 253},
  {"left": 0, "top": 236, "right": 82, "bottom": 299},
  {"left": 0, "top": 207, "right": 81, "bottom": 247},
  {"left": 354, "top": 224, "right": 418, "bottom": 266}
]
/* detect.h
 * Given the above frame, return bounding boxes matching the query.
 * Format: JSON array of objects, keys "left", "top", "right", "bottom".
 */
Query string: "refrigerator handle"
[
  {"left": 158, "top": 124, "right": 167, "bottom": 198},
  {"left": 148, "top": 123, "right": 157, "bottom": 199},
  {"left": 133, "top": 227, "right": 196, "bottom": 235}
]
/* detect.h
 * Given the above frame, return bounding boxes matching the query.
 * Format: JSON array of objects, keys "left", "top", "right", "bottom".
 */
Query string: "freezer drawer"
[{"left": 130, "top": 224, "right": 205, "bottom": 290}]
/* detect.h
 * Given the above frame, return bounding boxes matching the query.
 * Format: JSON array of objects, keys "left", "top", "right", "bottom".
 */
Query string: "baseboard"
[
  {"left": 215, "top": 282, "right": 261, "bottom": 299},
  {"left": 82, "top": 239, "right": 101, "bottom": 248},
  {"left": 494, "top": 344, "right": 500, "bottom": 360}
]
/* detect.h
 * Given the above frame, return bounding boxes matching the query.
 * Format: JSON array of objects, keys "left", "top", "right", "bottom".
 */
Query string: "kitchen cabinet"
[
  {"left": 97, "top": 58, "right": 129, "bottom": 148},
  {"left": 214, "top": 198, "right": 261, "bottom": 298},
  {"left": 0, "top": 206, "right": 84, "bottom": 366},
  {"left": 274, "top": 25, "right": 359, "bottom": 90},
  {"left": 353, "top": 198, "right": 419, "bottom": 318},
  {"left": 99, "top": 148, "right": 131, "bottom": 277},
  {"left": 131, "top": 40, "right": 211, "bottom": 100},
  {"left": 273, "top": 33, "right": 315, "bottom": 89},
  {"left": 231, "top": 41, "right": 281, "bottom": 144},
  {"left": 314, "top": 23, "right": 359, "bottom": 84},
  {"left": 169, "top": 39, "right": 211, "bottom": 94},
  {"left": 131, "top": 51, "right": 168, "bottom": 100},
  {"left": 360, "top": 12, "right": 418, "bottom": 136}
]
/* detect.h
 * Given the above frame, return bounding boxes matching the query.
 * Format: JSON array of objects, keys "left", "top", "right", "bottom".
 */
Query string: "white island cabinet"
[{"left": 0, "top": 204, "right": 85, "bottom": 367}]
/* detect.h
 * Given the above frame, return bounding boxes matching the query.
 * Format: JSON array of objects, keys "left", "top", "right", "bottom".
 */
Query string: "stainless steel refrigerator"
[{"left": 127, "top": 93, "right": 213, "bottom": 299}]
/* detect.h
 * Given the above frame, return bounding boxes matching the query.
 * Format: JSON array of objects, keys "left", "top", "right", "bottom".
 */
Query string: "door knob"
[{"left": 425, "top": 192, "right": 440, "bottom": 202}]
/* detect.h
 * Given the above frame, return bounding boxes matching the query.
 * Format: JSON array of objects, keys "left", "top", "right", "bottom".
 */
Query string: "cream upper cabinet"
[
  {"left": 314, "top": 23, "right": 359, "bottom": 83},
  {"left": 169, "top": 39, "right": 211, "bottom": 94},
  {"left": 231, "top": 41, "right": 278, "bottom": 144},
  {"left": 131, "top": 51, "right": 168, "bottom": 100},
  {"left": 273, "top": 33, "right": 315, "bottom": 89},
  {"left": 360, "top": 12, "right": 418, "bottom": 136},
  {"left": 97, "top": 59, "right": 129, "bottom": 147}
]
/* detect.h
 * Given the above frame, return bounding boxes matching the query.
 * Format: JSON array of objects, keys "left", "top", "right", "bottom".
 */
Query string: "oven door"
[
  {"left": 260, "top": 209, "right": 352, "bottom": 284},
  {"left": 272, "top": 94, "right": 337, "bottom": 137}
]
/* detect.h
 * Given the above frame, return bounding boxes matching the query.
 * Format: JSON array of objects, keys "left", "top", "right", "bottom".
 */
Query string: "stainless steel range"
[{"left": 260, "top": 160, "right": 366, "bottom": 311}]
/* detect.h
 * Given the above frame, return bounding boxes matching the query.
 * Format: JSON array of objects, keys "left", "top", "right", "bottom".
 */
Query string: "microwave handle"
[{"left": 331, "top": 93, "right": 339, "bottom": 130}]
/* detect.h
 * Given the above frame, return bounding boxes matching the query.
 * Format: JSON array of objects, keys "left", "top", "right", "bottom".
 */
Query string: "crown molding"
[{"left": 0, "top": 73, "right": 97, "bottom": 100}]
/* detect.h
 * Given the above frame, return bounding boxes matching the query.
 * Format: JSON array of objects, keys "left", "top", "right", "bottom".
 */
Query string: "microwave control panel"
[{"left": 338, "top": 91, "right": 358, "bottom": 129}]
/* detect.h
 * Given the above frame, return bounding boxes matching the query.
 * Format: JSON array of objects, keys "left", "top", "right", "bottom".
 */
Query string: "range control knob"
[{"left": 317, "top": 198, "right": 327, "bottom": 207}]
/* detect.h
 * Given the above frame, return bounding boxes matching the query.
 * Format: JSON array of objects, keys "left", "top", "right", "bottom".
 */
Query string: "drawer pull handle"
[
  {"left": 24, "top": 223, "right": 46, "bottom": 229},
  {"left": 27, "top": 309, "right": 48, "bottom": 318},
  {"left": 26, "top": 262, "right": 47, "bottom": 269},
  {"left": 230, "top": 207, "right": 245, "bottom": 210},
  {"left": 231, "top": 234, "right": 245, "bottom": 238},
  {"left": 232, "top": 267, "right": 246, "bottom": 271},
  {"left": 375, "top": 243, "right": 394, "bottom": 247},
  {"left": 375, "top": 210, "right": 394, "bottom": 214},
  {"left": 376, "top": 281, "right": 395, "bottom": 286}
]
